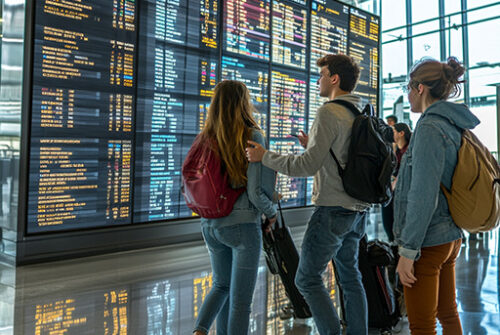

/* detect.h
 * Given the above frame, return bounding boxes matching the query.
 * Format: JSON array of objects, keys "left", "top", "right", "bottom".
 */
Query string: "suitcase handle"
[{"left": 276, "top": 200, "right": 286, "bottom": 229}]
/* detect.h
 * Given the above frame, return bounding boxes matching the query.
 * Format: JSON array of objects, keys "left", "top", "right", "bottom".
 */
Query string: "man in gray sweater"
[{"left": 246, "top": 54, "right": 369, "bottom": 335}]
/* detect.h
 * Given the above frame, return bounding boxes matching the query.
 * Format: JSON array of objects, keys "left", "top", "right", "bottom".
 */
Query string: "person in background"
[
  {"left": 246, "top": 54, "right": 369, "bottom": 335},
  {"left": 193, "top": 80, "right": 277, "bottom": 335},
  {"left": 394, "top": 57, "right": 479, "bottom": 335},
  {"left": 381, "top": 122, "right": 412, "bottom": 242},
  {"left": 385, "top": 114, "right": 398, "bottom": 126}
]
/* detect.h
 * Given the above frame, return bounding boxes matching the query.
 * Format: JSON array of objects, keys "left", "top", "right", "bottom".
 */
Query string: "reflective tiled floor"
[{"left": 0, "top": 210, "right": 499, "bottom": 335}]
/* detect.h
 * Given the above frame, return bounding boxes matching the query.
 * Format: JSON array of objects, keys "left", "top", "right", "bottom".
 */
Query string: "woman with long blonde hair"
[{"left": 193, "top": 80, "right": 277, "bottom": 335}]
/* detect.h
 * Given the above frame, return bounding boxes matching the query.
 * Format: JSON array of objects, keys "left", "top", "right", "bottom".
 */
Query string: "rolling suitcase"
[
  {"left": 334, "top": 236, "right": 400, "bottom": 335},
  {"left": 262, "top": 202, "right": 312, "bottom": 319},
  {"left": 359, "top": 236, "right": 400, "bottom": 334}
]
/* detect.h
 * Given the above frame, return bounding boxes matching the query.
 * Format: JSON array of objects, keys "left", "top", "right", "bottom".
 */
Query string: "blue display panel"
[
  {"left": 311, "top": 0, "right": 349, "bottom": 67},
  {"left": 306, "top": 74, "right": 327, "bottom": 205},
  {"left": 349, "top": 7, "right": 379, "bottom": 109},
  {"left": 221, "top": 56, "right": 269, "bottom": 129},
  {"left": 27, "top": 0, "right": 380, "bottom": 233},
  {"left": 224, "top": 0, "right": 271, "bottom": 60},
  {"left": 269, "top": 68, "right": 307, "bottom": 207},
  {"left": 28, "top": 0, "right": 137, "bottom": 233},
  {"left": 272, "top": 1, "right": 308, "bottom": 69},
  {"left": 134, "top": 0, "right": 219, "bottom": 222}
]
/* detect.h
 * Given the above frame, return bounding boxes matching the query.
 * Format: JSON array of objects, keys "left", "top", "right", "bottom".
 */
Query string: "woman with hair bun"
[{"left": 394, "top": 57, "right": 479, "bottom": 335}]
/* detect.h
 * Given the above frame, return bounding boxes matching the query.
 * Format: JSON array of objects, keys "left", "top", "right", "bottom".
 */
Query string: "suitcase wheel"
[{"left": 278, "top": 303, "right": 294, "bottom": 320}]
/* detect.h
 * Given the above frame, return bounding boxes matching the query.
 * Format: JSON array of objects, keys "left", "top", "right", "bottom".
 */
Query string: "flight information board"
[
  {"left": 348, "top": 7, "right": 379, "bottom": 109},
  {"left": 310, "top": 0, "right": 349, "bottom": 68},
  {"left": 27, "top": 0, "right": 380, "bottom": 233},
  {"left": 133, "top": 0, "right": 219, "bottom": 223},
  {"left": 224, "top": 0, "right": 271, "bottom": 60},
  {"left": 28, "top": 0, "right": 137, "bottom": 233},
  {"left": 269, "top": 69, "right": 307, "bottom": 206},
  {"left": 272, "top": 1, "right": 308, "bottom": 69}
]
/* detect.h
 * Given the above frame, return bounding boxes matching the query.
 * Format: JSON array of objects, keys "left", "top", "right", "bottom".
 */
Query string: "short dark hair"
[
  {"left": 316, "top": 54, "right": 360, "bottom": 92},
  {"left": 385, "top": 115, "right": 398, "bottom": 123}
]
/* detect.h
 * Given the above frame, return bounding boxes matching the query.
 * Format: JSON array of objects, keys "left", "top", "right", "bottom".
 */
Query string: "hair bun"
[{"left": 446, "top": 57, "right": 465, "bottom": 83}]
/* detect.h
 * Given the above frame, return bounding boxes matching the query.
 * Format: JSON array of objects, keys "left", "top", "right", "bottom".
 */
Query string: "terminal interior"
[{"left": 0, "top": 0, "right": 499, "bottom": 334}]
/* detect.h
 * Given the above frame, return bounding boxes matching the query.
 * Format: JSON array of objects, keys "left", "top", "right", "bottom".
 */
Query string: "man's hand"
[
  {"left": 298, "top": 130, "right": 308, "bottom": 149},
  {"left": 246, "top": 140, "right": 267, "bottom": 162},
  {"left": 397, "top": 255, "right": 417, "bottom": 288}
]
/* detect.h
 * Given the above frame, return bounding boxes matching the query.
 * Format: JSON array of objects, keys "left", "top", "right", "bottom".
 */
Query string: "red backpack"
[{"left": 181, "top": 135, "right": 245, "bottom": 218}]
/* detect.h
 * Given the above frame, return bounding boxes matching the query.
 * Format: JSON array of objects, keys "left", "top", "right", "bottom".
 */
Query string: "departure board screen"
[
  {"left": 133, "top": 0, "right": 219, "bottom": 223},
  {"left": 28, "top": 0, "right": 137, "bottom": 233},
  {"left": 221, "top": 56, "right": 269, "bottom": 129},
  {"left": 272, "top": 1, "right": 308, "bottom": 69},
  {"left": 269, "top": 69, "right": 307, "bottom": 206},
  {"left": 348, "top": 8, "right": 379, "bottom": 110},
  {"left": 307, "top": 74, "right": 327, "bottom": 205},
  {"left": 224, "top": 0, "right": 271, "bottom": 60},
  {"left": 311, "top": 0, "right": 349, "bottom": 68},
  {"left": 27, "top": 0, "right": 379, "bottom": 233}
]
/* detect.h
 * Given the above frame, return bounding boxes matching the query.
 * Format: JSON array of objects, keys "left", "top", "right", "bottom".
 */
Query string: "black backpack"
[{"left": 327, "top": 100, "right": 396, "bottom": 204}]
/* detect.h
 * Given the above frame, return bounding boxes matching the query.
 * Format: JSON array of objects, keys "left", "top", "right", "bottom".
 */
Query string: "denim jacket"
[
  {"left": 394, "top": 101, "right": 480, "bottom": 260},
  {"left": 201, "top": 130, "right": 278, "bottom": 228}
]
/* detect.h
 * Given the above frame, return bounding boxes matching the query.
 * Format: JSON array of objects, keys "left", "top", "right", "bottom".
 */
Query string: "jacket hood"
[
  {"left": 333, "top": 94, "right": 364, "bottom": 111},
  {"left": 424, "top": 100, "right": 480, "bottom": 130}
]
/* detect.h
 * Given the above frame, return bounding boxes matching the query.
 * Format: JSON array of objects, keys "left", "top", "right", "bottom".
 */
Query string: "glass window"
[
  {"left": 0, "top": 0, "right": 24, "bottom": 259},
  {"left": 469, "top": 67, "right": 499, "bottom": 153},
  {"left": 468, "top": 19, "right": 500, "bottom": 66},
  {"left": 470, "top": 106, "right": 498, "bottom": 153},
  {"left": 412, "top": 20, "right": 439, "bottom": 36},
  {"left": 469, "top": 67, "right": 498, "bottom": 99},
  {"left": 468, "top": 1, "right": 500, "bottom": 21},
  {"left": 412, "top": 0, "right": 439, "bottom": 22},
  {"left": 445, "top": 0, "right": 462, "bottom": 14},
  {"left": 444, "top": 14, "right": 462, "bottom": 61},
  {"left": 467, "top": 3, "right": 500, "bottom": 23},
  {"left": 382, "top": 37, "right": 407, "bottom": 79},
  {"left": 358, "top": 0, "right": 380, "bottom": 16},
  {"left": 382, "top": 83, "right": 405, "bottom": 110},
  {"left": 412, "top": 32, "right": 441, "bottom": 63},
  {"left": 381, "top": 0, "right": 406, "bottom": 30}
]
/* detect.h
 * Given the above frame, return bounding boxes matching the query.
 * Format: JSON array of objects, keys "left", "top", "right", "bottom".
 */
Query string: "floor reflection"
[
  {"left": 456, "top": 233, "right": 499, "bottom": 335},
  {"left": 0, "top": 215, "right": 498, "bottom": 335}
]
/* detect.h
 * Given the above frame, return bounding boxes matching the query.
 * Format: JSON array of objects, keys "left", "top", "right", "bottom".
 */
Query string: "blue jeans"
[
  {"left": 295, "top": 206, "right": 368, "bottom": 335},
  {"left": 194, "top": 222, "right": 262, "bottom": 335}
]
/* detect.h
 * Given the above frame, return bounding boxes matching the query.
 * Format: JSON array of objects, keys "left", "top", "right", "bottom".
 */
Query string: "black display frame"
[{"left": 17, "top": 0, "right": 380, "bottom": 264}]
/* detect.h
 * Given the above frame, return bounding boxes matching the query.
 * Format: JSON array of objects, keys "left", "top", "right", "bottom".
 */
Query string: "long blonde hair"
[{"left": 200, "top": 80, "right": 260, "bottom": 187}]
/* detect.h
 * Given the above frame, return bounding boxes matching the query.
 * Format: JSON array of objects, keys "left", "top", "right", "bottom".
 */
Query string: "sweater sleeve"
[{"left": 262, "top": 107, "right": 338, "bottom": 177}]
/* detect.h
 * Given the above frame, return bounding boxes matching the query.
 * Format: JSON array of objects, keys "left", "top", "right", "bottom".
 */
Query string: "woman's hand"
[
  {"left": 397, "top": 255, "right": 417, "bottom": 288},
  {"left": 298, "top": 130, "right": 308, "bottom": 149},
  {"left": 263, "top": 216, "right": 277, "bottom": 233},
  {"left": 246, "top": 140, "right": 267, "bottom": 162},
  {"left": 391, "top": 176, "right": 398, "bottom": 191}
]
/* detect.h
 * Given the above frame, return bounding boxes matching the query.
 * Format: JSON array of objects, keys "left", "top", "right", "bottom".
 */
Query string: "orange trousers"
[{"left": 404, "top": 239, "right": 463, "bottom": 335}]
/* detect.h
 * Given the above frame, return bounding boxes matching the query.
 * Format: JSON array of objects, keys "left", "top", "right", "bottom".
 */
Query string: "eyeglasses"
[{"left": 403, "top": 81, "right": 418, "bottom": 93}]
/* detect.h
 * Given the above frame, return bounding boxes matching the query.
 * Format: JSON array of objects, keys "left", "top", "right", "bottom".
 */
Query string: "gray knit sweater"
[{"left": 262, "top": 94, "right": 371, "bottom": 211}]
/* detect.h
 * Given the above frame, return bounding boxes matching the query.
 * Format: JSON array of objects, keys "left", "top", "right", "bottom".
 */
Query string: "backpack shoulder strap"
[
  {"left": 326, "top": 99, "right": 362, "bottom": 117},
  {"left": 323, "top": 100, "right": 360, "bottom": 177}
]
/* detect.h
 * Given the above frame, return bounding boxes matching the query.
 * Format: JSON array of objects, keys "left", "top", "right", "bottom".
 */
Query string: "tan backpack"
[{"left": 441, "top": 130, "right": 500, "bottom": 233}]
